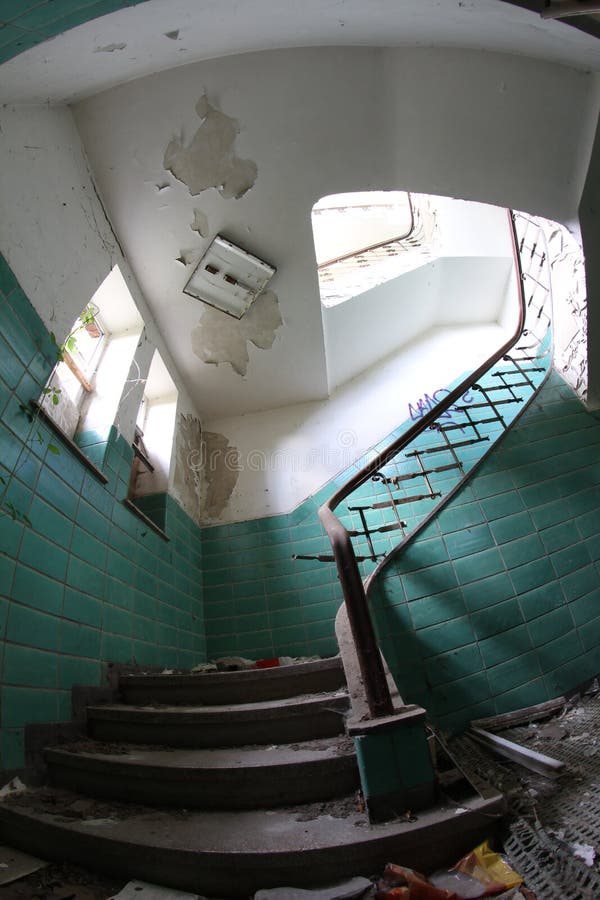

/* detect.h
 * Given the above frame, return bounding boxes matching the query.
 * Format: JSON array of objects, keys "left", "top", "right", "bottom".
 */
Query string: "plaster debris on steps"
[
  {"left": 199, "top": 430, "right": 239, "bottom": 519},
  {"left": 163, "top": 30, "right": 180, "bottom": 40},
  {"left": 163, "top": 94, "right": 257, "bottom": 199},
  {"left": 191, "top": 289, "right": 283, "bottom": 376},
  {"left": 190, "top": 208, "right": 209, "bottom": 238}
]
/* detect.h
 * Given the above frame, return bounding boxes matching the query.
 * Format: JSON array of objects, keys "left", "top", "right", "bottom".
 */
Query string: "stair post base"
[{"left": 349, "top": 705, "right": 435, "bottom": 823}]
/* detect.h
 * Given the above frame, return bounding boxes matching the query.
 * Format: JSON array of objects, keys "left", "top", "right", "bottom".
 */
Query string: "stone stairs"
[{"left": 0, "top": 657, "right": 504, "bottom": 898}]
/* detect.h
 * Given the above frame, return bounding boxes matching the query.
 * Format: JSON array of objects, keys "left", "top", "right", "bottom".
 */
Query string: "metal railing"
[{"left": 317, "top": 210, "right": 553, "bottom": 718}]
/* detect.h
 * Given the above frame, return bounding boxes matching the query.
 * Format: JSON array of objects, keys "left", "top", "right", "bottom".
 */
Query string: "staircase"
[{"left": 0, "top": 658, "right": 503, "bottom": 898}]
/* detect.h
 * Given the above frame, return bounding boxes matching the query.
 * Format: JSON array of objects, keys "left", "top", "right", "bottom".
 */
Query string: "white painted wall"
[
  {"left": 203, "top": 321, "right": 517, "bottom": 524},
  {"left": 0, "top": 103, "right": 202, "bottom": 449}
]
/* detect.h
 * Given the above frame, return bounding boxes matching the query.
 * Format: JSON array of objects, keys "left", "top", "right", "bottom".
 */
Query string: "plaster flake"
[
  {"left": 190, "top": 208, "right": 209, "bottom": 238},
  {"left": 191, "top": 290, "right": 283, "bottom": 376},
  {"left": 173, "top": 412, "right": 203, "bottom": 524},
  {"left": 163, "top": 94, "right": 257, "bottom": 199},
  {"left": 200, "top": 430, "right": 240, "bottom": 521}
]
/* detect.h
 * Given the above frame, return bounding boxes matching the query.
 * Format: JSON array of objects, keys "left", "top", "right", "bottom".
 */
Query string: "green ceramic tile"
[
  {"left": 499, "top": 533, "right": 545, "bottom": 571},
  {"left": 571, "top": 590, "right": 600, "bottom": 627},
  {"left": 537, "top": 632, "right": 582, "bottom": 673},
  {"left": 63, "top": 588, "right": 103, "bottom": 627},
  {"left": 561, "top": 565, "right": 598, "bottom": 602},
  {"left": 461, "top": 572, "right": 515, "bottom": 612},
  {"left": 494, "top": 678, "right": 548, "bottom": 715},
  {"left": 480, "top": 491, "right": 524, "bottom": 521},
  {"left": 3, "top": 643, "right": 57, "bottom": 688},
  {"left": 519, "top": 582, "right": 566, "bottom": 622},
  {"left": 402, "top": 562, "right": 458, "bottom": 601},
  {"left": 479, "top": 624, "right": 533, "bottom": 669},
  {"left": 424, "top": 643, "right": 483, "bottom": 687},
  {"left": 19, "top": 528, "right": 68, "bottom": 581},
  {"left": 101, "top": 633, "right": 133, "bottom": 662},
  {"left": 417, "top": 616, "right": 475, "bottom": 656},
  {"left": 541, "top": 522, "right": 580, "bottom": 553},
  {"left": 444, "top": 525, "right": 494, "bottom": 561},
  {"left": 12, "top": 564, "right": 63, "bottom": 614},
  {"left": 7, "top": 604, "right": 60, "bottom": 651},
  {"left": 551, "top": 543, "right": 591, "bottom": 577},
  {"left": 58, "top": 656, "right": 100, "bottom": 690},
  {"left": 1, "top": 685, "right": 58, "bottom": 727},
  {"left": 528, "top": 607, "right": 574, "bottom": 647},
  {"left": 453, "top": 547, "right": 505, "bottom": 585},
  {"left": 489, "top": 511, "right": 535, "bottom": 545},
  {"left": 67, "top": 556, "right": 105, "bottom": 599},
  {"left": 510, "top": 557, "right": 555, "bottom": 594},
  {"left": 471, "top": 598, "right": 523, "bottom": 640},
  {"left": 1, "top": 728, "right": 24, "bottom": 770},
  {"left": 578, "top": 617, "right": 600, "bottom": 653},
  {"left": 28, "top": 496, "right": 73, "bottom": 549},
  {"left": 60, "top": 621, "right": 101, "bottom": 658},
  {"left": 409, "top": 588, "right": 466, "bottom": 630}
]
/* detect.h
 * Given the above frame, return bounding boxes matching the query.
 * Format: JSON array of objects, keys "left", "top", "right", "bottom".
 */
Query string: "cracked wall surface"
[
  {"left": 164, "top": 94, "right": 257, "bottom": 199},
  {"left": 172, "top": 412, "right": 204, "bottom": 524},
  {"left": 200, "top": 430, "right": 240, "bottom": 522},
  {"left": 191, "top": 290, "right": 283, "bottom": 376}
]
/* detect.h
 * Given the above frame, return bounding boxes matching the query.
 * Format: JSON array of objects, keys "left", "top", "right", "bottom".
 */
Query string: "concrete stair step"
[
  {"left": 45, "top": 736, "right": 360, "bottom": 809},
  {"left": 86, "top": 691, "right": 350, "bottom": 747},
  {"left": 0, "top": 785, "right": 504, "bottom": 899},
  {"left": 119, "top": 656, "right": 346, "bottom": 706}
]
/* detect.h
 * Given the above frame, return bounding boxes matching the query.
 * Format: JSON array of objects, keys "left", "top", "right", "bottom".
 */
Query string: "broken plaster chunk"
[
  {"left": 163, "top": 30, "right": 180, "bottom": 40},
  {"left": 191, "top": 291, "right": 282, "bottom": 376},
  {"left": 163, "top": 94, "right": 257, "bottom": 199},
  {"left": 190, "top": 208, "right": 209, "bottom": 238}
]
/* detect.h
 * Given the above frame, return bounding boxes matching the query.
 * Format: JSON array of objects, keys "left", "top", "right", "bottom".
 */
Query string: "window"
[
  {"left": 311, "top": 191, "right": 435, "bottom": 307},
  {"left": 40, "top": 266, "right": 144, "bottom": 452},
  {"left": 127, "top": 350, "right": 178, "bottom": 531}
]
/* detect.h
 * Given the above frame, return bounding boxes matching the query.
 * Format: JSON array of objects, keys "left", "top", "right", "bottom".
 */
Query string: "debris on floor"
[
  {"left": 0, "top": 861, "right": 122, "bottom": 900},
  {"left": 108, "top": 880, "right": 205, "bottom": 900},
  {"left": 0, "top": 779, "right": 27, "bottom": 801},
  {"left": 254, "top": 875, "right": 373, "bottom": 899},
  {"left": 450, "top": 687, "right": 600, "bottom": 900},
  {"left": 0, "top": 847, "right": 47, "bottom": 886}
]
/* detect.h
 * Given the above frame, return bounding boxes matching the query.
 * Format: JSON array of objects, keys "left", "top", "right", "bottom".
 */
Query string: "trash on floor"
[
  {"left": 569, "top": 841, "right": 595, "bottom": 867},
  {"left": 468, "top": 726, "right": 565, "bottom": 778},
  {"left": 253, "top": 876, "right": 374, "bottom": 899},
  {"left": 108, "top": 880, "right": 206, "bottom": 900},
  {"left": 0, "top": 846, "right": 47, "bottom": 885},
  {"left": 376, "top": 841, "right": 525, "bottom": 899}
]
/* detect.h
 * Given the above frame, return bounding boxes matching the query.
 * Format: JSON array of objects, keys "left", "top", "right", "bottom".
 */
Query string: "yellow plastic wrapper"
[{"left": 453, "top": 840, "right": 523, "bottom": 891}]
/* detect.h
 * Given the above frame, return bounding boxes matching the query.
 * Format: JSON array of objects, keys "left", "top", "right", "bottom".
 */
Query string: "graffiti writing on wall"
[{"left": 408, "top": 388, "right": 474, "bottom": 430}]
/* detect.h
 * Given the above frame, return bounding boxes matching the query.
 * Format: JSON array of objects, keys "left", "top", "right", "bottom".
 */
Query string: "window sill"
[
  {"left": 30, "top": 401, "right": 109, "bottom": 485},
  {"left": 123, "top": 498, "right": 170, "bottom": 542}
]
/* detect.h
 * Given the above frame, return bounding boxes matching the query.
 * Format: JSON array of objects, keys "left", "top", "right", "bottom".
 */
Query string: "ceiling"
[
  {"left": 1, "top": 0, "right": 598, "bottom": 424},
  {"left": 0, "top": 0, "right": 598, "bottom": 106}
]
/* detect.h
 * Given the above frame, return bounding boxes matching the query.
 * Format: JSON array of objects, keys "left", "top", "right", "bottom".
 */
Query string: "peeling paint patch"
[
  {"left": 94, "top": 43, "right": 127, "bottom": 53},
  {"left": 201, "top": 431, "right": 239, "bottom": 521},
  {"left": 176, "top": 250, "right": 196, "bottom": 266},
  {"left": 191, "top": 290, "right": 282, "bottom": 376},
  {"left": 190, "top": 208, "right": 209, "bottom": 238},
  {"left": 163, "top": 94, "right": 257, "bottom": 199},
  {"left": 173, "top": 413, "right": 203, "bottom": 524},
  {"left": 164, "top": 30, "right": 180, "bottom": 40}
]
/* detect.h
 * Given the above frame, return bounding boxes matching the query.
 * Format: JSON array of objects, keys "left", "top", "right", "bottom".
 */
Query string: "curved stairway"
[{"left": 0, "top": 657, "right": 503, "bottom": 898}]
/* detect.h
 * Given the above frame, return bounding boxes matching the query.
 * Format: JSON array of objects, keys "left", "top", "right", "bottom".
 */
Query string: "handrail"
[{"left": 318, "top": 209, "right": 527, "bottom": 719}]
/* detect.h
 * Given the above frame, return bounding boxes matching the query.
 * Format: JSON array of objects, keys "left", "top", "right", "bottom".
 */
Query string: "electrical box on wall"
[{"left": 184, "top": 236, "right": 276, "bottom": 319}]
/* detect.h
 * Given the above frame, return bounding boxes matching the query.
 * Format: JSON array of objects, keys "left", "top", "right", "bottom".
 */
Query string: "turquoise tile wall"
[
  {"left": 0, "top": 256, "right": 205, "bottom": 772},
  {"left": 0, "top": 0, "right": 151, "bottom": 65},
  {"left": 201, "top": 498, "right": 343, "bottom": 661},
  {"left": 369, "top": 371, "right": 600, "bottom": 732}
]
